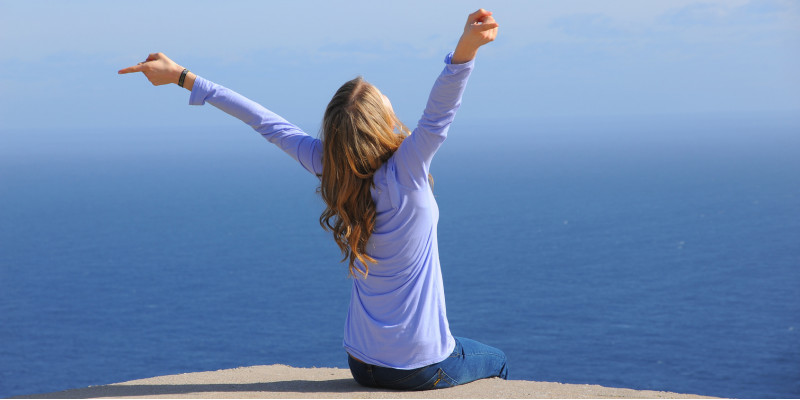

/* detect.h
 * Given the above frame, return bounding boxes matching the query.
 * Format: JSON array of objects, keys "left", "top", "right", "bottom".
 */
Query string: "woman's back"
[
  {"left": 344, "top": 151, "right": 450, "bottom": 369},
  {"left": 343, "top": 55, "right": 474, "bottom": 369}
]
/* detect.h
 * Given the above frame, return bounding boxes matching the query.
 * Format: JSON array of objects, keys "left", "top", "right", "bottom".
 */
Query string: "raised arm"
[
  {"left": 118, "top": 53, "right": 322, "bottom": 175},
  {"left": 392, "top": 9, "right": 499, "bottom": 187}
]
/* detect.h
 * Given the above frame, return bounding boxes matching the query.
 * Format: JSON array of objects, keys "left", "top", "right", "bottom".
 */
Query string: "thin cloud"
[{"left": 660, "top": 0, "right": 795, "bottom": 27}]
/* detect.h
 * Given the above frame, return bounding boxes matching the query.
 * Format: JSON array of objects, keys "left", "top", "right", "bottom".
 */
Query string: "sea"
[{"left": 1, "top": 113, "right": 798, "bottom": 398}]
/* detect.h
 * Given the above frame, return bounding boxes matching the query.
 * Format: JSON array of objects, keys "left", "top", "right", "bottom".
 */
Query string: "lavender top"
[{"left": 189, "top": 53, "right": 474, "bottom": 369}]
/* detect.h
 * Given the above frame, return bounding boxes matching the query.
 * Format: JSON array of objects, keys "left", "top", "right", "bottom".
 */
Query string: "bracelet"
[{"left": 178, "top": 68, "right": 189, "bottom": 88}]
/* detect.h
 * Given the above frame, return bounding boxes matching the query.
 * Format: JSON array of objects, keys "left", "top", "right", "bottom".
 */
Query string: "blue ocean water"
[{"left": 1, "top": 114, "right": 799, "bottom": 398}]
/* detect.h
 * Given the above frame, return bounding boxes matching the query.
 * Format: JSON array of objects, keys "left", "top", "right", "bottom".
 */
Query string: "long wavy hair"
[{"left": 319, "top": 77, "right": 410, "bottom": 278}]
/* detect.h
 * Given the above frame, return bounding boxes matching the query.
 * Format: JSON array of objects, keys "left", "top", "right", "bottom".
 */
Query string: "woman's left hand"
[{"left": 118, "top": 52, "right": 185, "bottom": 86}]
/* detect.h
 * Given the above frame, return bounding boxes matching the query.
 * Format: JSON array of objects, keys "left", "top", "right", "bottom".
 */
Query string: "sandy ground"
[{"left": 17, "top": 364, "right": 717, "bottom": 399}]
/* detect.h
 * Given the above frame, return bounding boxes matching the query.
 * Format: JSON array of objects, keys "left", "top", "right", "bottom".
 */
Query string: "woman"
[{"left": 119, "top": 8, "right": 505, "bottom": 391}]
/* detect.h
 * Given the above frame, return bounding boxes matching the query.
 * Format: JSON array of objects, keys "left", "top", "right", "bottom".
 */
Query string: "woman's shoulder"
[{"left": 371, "top": 154, "right": 431, "bottom": 200}]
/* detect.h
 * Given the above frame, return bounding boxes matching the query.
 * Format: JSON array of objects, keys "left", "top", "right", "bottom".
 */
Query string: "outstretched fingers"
[
  {"left": 118, "top": 53, "right": 166, "bottom": 74},
  {"left": 118, "top": 63, "right": 145, "bottom": 74}
]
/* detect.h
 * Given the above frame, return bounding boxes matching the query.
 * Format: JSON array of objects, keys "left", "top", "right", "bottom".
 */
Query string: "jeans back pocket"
[{"left": 411, "top": 368, "right": 457, "bottom": 390}]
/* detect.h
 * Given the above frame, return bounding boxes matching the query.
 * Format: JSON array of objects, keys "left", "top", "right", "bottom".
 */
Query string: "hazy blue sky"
[{"left": 1, "top": 0, "right": 798, "bottom": 136}]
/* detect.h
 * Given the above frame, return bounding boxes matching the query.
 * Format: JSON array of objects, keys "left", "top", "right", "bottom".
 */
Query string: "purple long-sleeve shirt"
[{"left": 189, "top": 53, "right": 474, "bottom": 369}]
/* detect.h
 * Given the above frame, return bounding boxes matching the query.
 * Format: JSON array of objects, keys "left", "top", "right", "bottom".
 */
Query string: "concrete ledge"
[{"left": 17, "top": 364, "right": 717, "bottom": 399}]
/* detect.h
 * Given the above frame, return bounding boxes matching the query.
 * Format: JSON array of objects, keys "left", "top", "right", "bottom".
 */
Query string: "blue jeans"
[{"left": 347, "top": 337, "right": 508, "bottom": 391}]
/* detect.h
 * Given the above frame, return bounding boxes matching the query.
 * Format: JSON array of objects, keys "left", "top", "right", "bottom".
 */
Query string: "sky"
[{"left": 0, "top": 0, "right": 798, "bottom": 138}]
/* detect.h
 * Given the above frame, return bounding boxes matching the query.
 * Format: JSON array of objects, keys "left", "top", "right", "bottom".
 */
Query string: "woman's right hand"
[
  {"left": 118, "top": 52, "right": 193, "bottom": 89},
  {"left": 452, "top": 9, "right": 499, "bottom": 64}
]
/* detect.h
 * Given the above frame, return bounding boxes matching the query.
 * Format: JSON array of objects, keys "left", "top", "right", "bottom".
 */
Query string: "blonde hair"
[{"left": 318, "top": 77, "right": 410, "bottom": 278}]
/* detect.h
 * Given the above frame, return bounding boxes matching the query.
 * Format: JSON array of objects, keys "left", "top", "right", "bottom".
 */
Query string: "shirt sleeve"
[
  {"left": 392, "top": 52, "right": 475, "bottom": 188},
  {"left": 189, "top": 76, "right": 323, "bottom": 176}
]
